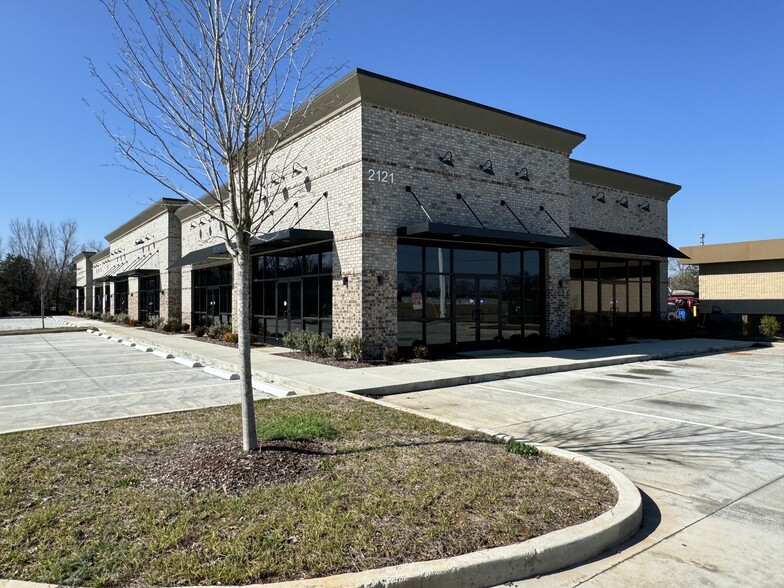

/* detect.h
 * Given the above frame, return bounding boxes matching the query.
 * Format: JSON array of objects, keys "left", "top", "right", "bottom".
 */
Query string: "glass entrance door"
[
  {"left": 276, "top": 280, "right": 302, "bottom": 335},
  {"left": 455, "top": 277, "right": 500, "bottom": 346},
  {"left": 206, "top": 286, "right": 219, "bottom": 324}
]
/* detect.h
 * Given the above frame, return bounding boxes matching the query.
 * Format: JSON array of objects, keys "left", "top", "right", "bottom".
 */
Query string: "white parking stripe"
[
  {"left": 552, "top": 372, "right": 784, "bottom": 403},
  {"left": 0, "top": 369, "right": 193, "bottom": 388},
  {"left": 0, "top": 381, "right": 238, "bottom": 409},
  {"left": 477, "top": 383, "right": 784, "bottom": 441},
  {"left": 0, "top": 358, "right": 161, "bottom": 375}
]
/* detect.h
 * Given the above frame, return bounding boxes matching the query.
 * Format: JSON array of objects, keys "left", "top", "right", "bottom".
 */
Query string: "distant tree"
[
  {"left": 92, "top": 0, "right": 336, "bottom": 452},
  {"left": 8, "top": 219, "right": 79, "bottom": 326},
  {"left": 669, "top": 259, "right": 699, "bottom": 294},
  {"left": 0, "top": 255, "right": 35, "bottom": 316}
]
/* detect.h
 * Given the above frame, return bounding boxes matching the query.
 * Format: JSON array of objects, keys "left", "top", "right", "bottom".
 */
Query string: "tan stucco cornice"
[
  {"left": 90, "top": 248, "right": 110, "bottom": 262},
  {"left": 74, "top": 251, "right": 97, "bottom": 263},
  {"left": 283, "top": 69, "right": 586, "bottom": 154},
  {"left": 680, "top": 238, "right": 784, "bottom": 265},
  {"left": 104, "top": 198, "right": 187, "bottom": 243},
  {"left": 570, "top": 159, "right": 681, "bottom": 200}
]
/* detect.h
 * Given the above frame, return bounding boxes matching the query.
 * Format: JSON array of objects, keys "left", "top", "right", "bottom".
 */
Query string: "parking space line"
[
  {"left": 477, "top": 383, "right": 784, "bottom": 441},
  {"left": 0, "top": 369, "right": 195, "bottom": 388},
  {"left": 552, "top": 372, "right": 784, "bottom": 403},
  {"left": 0, "top": 352, "right": 141, "bottom": 366},
  {"left": 0, "top": 381, "right": 238, "bottom": 409},
  {"left": 0, "top": 358, "right": 162, "bottom": 375}
]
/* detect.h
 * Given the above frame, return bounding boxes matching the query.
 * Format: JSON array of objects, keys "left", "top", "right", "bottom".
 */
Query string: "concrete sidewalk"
[{"left": 52, "top": 316, "right": 756, "bottom": 397}]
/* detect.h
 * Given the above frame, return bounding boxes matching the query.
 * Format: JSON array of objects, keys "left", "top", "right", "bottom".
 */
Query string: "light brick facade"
[{"left": 75, "top": 70, "right": 683, "bottom": 356}]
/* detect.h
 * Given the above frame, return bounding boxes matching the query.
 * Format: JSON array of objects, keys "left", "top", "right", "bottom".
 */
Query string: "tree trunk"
[{"left": 235, "top": 240, "right": 258, "bottom": 451}]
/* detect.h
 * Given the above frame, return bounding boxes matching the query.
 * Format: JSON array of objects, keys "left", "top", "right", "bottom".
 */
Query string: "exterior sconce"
[
  {"left": 377, "top": 275, "right": 384, "bottom": 285},
  {"left": 515, "top": 166, "right": 530, "bottom": 181},
  {"left": 134, "top": 238, "right": 144, "bottom": 245},
  {"left": 342, "top": 276, "right": 349, "bottom": 286},
  {"left": 438, "top": 150, "right": 454, "bottom": 167},
  {"left": 616, "top": 196, "right": 629, "bottom": 208},
  {"left": 199, "top": 218, "right": 207, "bottom": 225},
  {"left": 292, "top": 162, "right": 307, "bottom": 176},
  {"left": 593, "top": 191, "right": 606, "bottom": 203},
  {"left": 271, "top": 173, "right": 284, "bottom": 185},
  {"left": 478, "top": 160, "right": 494, "bottom": 175},
  {"left": 190, "top": 221, "right": 197, "bottom": 228},
  {"left": 639, "top": 201, "right": 650, "bottom": 212}
]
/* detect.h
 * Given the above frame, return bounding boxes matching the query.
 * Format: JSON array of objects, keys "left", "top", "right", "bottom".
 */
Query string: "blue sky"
[{"left": 0, "top": 1, "right": 781, "bottom": 254}]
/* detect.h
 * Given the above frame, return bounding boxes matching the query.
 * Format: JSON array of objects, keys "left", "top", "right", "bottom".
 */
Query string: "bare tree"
[
  {"left": 8, "top": 219, "right": 79, "bottom": 327},
  {"left": 91, "top": 0, "right": 335, "bottom": 451},
  {"left": 668, "top": 258, "right": 699, "bottom": 294}
]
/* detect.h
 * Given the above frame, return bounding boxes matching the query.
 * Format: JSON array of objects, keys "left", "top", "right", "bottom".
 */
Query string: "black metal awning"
[
  {"left": 250, "top": 228, "right": 333, "bottom": 253},
  {"left": 397, "top": 222, "right": 582, "bottom": 249},
  {"left": 168, "top": 243, "right": 229, "bottom": 269},
  {"left": 116, "top": 268, "right": 159, "bottom": 279},
  {"left": 169, "top": 229, "right": 334, "bottom": 269},
  {"left": 571, "top": 227, "right": 689, "bottom": 259}
]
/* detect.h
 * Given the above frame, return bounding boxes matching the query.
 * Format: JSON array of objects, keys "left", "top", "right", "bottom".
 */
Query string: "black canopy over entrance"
[
  {"left": 398, "top": 222, "right": 582, "bottom": 249},
  {"left": 572, "top": 227, "right": 688, "bottom": 259}
]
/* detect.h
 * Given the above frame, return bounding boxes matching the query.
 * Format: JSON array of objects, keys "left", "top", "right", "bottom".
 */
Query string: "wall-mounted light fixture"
[
  {"left": 593, "top": 191, "right": 606, "bottom": 203},
  {"left": 515, "top": 166, "right": 530, "bottom": 181},
  {"left": 638, "top": 200, "right": 650, "bottom": 212},
  {"left": 438, "top": 150, "right": 454, "bottom": 167},
  {"left": 145, "top": 234, "right": 152, "bottom": 241},
  {"left": 199, "top": 218, "right": 207, "bottom": 225},
  {"left": 377, "top": 274, "right": 384, "bottom": 285},
  {"left": 616, "top": 196, "right": 629, "bottom": 208},
  {"left": 342, "top": 276, "right": 349, "bottom": 286},
  {"left": 190, "top": 221, "right": 197, "bottom": 229},
  {"left": 478, "top": 160, "right": 494, "bottom": 175},
  {"left": 292, "top": 162, "right": 307, "bottom": 176},
  {"left": 271, "top": 173, "right": 284, "bottom": 185},
  {"left": 134, "top": 238, "right": 144, "bottom": 245}
]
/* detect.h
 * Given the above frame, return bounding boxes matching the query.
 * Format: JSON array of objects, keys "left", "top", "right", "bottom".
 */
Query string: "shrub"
[
  {"left": 223, "top": 332, "right": 239, "bottom": 344},
  {"left": 162, "top": 323, "right": 173, "bottom": 332},
  {"left": 128, "top": 319, "right": 139, "bottom": 327},
  {"left": 194, "top": 326, "right": 206, "bottom": 337},
  {"left": 180, "top": 323, "right": 190, "bottom": 332},
  {"left": 328, "top": 336, "right": 345, "bottom": 360},
  {"left": 100, "top": 312, "right": 112, "bottom": 322},
  {"left": 412, "top": 343, "right": 430, "bottom": 360},
  {"left": 505, "top": 440, "right": 540, "bottom": 457},
  {"left": 114, "top": 313, "right": 128, "bottom": 324},
  {"left": 759, "top": 315, "right": 781, "bottom": 338},
  {"left": 207, "top": 322, "right": 232, "bottom": 339},
  {"left": 344, "top": 335, "right": 365, "bottom": 362},
  {"left": 283, "top": 330, "right": 307, "bottom": 351},
  {"left": 383, "top": 347, "right": 399, "bottom": 364},
  {"left": 310, "top": 333, "right": 330, "bottom": 357}
]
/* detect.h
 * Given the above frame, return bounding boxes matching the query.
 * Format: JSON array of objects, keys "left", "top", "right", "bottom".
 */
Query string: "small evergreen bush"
[
  {"left": 759, "top": 315, "right": 781, "bottom": 338},
  {"left": 383, "top": 347, "right": 399, "bottom": 364},
  {"left": 505, "top": 440, "right": 540, "bottom": 457},
  {"left": 328, "top": 337, "right": 345, "bottom": 360},
  {"left": 207, "top": 322, "right": 232, "bottom": 339},
  {"left": 194, "top": 326, "right": 206, "bottom": 337},
  {"left": 344, "top": 335, "right": 365, "bottom": 362}
]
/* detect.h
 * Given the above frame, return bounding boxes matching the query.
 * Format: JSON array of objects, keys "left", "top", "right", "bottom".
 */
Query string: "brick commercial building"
[
  {"left": 679, "top": 239, "right": 784, "bottom": 321},
  {"left": 76, "top": 69, "right": 686, "bottom": 356}
]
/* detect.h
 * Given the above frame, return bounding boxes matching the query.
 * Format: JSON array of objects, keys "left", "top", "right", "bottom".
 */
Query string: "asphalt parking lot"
[
  {"left": 385, "top": 346, "right": 784, "bottom": 587},
  {"left": 0, "top": 330, "right": 257, "bottom": 434}
]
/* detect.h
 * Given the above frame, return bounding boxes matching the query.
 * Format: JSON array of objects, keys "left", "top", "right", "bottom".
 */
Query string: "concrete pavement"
[
  {"left": 0, "top": 317, "right": 765, "bottom": 586},
  {"left": 51, "top": 315, "right": 757, "bottom": 398}
]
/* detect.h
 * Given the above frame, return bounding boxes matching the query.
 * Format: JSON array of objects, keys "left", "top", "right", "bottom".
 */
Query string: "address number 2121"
[{"left": 367, "top": 168, "right": 395, "bottom": 183}]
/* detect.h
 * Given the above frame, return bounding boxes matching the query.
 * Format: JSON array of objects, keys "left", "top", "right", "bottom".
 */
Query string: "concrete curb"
[
  {"left": 236, "top": 340, "right": 758, "bottom": 398},
  {"left": 0, "top": 445, "right": 641, "bottom": 588}
]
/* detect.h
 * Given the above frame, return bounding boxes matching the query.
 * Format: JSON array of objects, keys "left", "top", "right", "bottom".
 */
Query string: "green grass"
[
  {"left": 0, "top": 394, "right": 616, "bottom": 587},
  {"left": 257, "top": 411, "right": 338, "bottom": 442}
]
